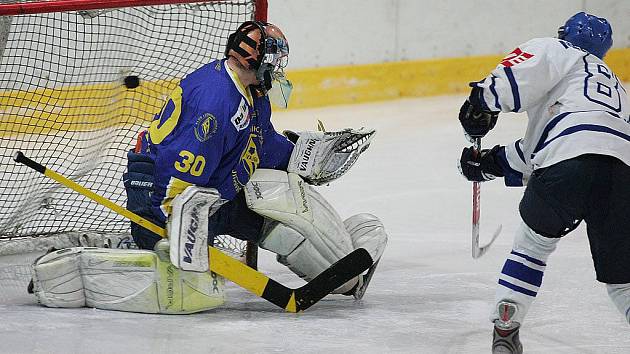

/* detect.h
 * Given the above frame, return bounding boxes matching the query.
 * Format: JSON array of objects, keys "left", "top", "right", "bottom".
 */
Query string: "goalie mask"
[{"left": 225, "top": 21, "right": 293, "bottom": 108}]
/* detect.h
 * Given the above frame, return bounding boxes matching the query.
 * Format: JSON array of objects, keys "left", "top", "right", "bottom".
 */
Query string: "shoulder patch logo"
[
  {"left": 194, "top": 113, "right": 218, "bottom": 142},
  {"left": 500, "top": 48, "right": 534, "bottom": 67},
  {"left": 230, "top": 98, "right": 251, "bottom": 131}
]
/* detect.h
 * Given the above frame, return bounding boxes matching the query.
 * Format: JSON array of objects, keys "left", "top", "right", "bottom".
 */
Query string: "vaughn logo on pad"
[{"left": 500, "top": 48, "right": 534, "bottom": 67}]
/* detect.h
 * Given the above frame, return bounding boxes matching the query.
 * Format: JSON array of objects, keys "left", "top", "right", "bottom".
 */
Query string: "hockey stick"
[
  {"left": 471, "top": 138, "right": 502, "bottom": 259},
  {"left": 13, "top": 151, "right": 373, "bottom": 312}
]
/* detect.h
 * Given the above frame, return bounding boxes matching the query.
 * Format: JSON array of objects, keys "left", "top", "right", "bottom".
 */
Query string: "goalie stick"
[
  {"left": 471, "top": 138, "right": 502, "bottom": 259},
  {"left": 13, "top": 151, "right": 373, "bottom": 312}
]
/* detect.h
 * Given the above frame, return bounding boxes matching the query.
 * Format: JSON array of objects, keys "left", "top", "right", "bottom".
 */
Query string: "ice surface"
[{"left": 1, "top": 95, "right": 629, "bottom": 354}]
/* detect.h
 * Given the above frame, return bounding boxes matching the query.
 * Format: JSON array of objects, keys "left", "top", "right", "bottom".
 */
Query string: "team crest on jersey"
[
  {"left": 500, "top": 48, "right": 534, "bottom": 67},
  {"left": 193, "top": 113, "right": 218, "bottom": 142},
  {"left": 231, "top": 131, "right": 260, "bottom": 191},
  {"left": 230, "top": 98, "right": 251, "bottom": 131},
  {"left": 240, "top": 133, "right": 260, "bottom": 177}
]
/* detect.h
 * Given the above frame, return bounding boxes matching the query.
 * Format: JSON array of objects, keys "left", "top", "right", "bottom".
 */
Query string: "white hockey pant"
[{"left": 244, "top": 169, "right": 387, "bottom": 293}]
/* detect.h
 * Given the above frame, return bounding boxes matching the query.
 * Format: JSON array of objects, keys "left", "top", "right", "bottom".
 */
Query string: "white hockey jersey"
[{"left": 476, "top": 37, "right": 630, "bottom": 186}]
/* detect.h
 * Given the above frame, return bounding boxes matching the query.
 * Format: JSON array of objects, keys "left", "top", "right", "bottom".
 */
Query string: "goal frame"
[
  {"left": 0, "top": 0, "right": 265, "bottom": 268},
  {"left": 0, "top": 0, "right": 268, "bottom": 19}
]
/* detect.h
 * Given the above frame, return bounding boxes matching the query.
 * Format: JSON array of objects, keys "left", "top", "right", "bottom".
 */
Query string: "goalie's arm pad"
[
  {"left": 31, "top": 247, "right": 225, "bottom": 314},
  {"left": 286, "top": 128, "right": 375, "bottom": 185}
]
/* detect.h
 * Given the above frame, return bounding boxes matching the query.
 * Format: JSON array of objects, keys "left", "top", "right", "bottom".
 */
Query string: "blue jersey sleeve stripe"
[
  {"left": 503, "top": 67, "right": 521, "bottom": 112},
  {"left": 511, "top": 250, "right": 546, "bottom": 266},
  {"left": 489, "top": 75, "right": 502, "bottom": 111},
  {"left": 501, "top": 259, "right": 544, "bottom": 287},
  {"left": 498, "top": 279, "right": 537, "bottom": 297}
]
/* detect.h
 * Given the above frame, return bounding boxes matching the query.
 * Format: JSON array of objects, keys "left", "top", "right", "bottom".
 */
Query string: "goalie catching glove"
[{"left": 285, "top": 127, "right": 375, "bottom": 185}]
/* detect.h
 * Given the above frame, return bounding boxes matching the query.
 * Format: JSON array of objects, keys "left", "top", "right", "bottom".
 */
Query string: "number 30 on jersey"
[{"left": 174, "top": 150, "right": 205, "bottom": 177}]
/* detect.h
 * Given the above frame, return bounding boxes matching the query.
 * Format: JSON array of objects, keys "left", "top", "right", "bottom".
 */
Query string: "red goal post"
[
  {"left": 0, "top": 0, "right": 267, "bottom": 18},
  {"left": 0, "top": 0, "right": 265, "bottom": 268}
]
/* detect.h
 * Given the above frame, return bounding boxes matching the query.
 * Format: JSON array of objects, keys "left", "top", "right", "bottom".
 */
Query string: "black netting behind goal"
[{"left": 0, "top": 0, "right": 258, "bottom": 259}]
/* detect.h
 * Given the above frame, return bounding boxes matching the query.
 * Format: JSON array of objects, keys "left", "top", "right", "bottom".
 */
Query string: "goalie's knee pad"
[
  {"left": 344, "top": 213, "right": 387, "bottom": 262},
  {"left": 31, "top": 247, "right": 225, "bottom": 314}
]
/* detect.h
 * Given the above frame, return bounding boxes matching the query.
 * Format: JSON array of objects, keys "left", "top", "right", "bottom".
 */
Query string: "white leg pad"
[
  {"left": 32, "top": 247, "right": 225, "bottom": 314},
  {"left": 606, "top": 283, "right": 630, "bottom": 324},
  {"left": 344, "top": 213, "right": 387, "bottom": 262},
  {"left": 245, "top": 169, "right": 356, "bottom": 292},
  {"left": 31, "top": 248, "right": 85, "bottom": 308}
]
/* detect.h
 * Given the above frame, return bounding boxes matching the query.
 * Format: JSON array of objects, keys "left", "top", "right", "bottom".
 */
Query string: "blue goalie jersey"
[{"left": 140, "top": 59, "right": 294, "bottom": 222}]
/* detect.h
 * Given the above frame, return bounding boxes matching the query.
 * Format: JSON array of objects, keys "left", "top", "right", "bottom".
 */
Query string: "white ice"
[{"left": 1, "top": 95, "right": 629, "bottom": 354}]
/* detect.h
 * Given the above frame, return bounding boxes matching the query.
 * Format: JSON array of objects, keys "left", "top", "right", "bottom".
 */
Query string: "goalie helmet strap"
[{"left": 224, "top": 21, "right": 268, "bottom": 70}]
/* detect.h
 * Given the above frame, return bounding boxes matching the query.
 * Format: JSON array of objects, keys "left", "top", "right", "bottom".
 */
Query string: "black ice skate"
[{"left": 492, "top": 301, "right": 523, "bottom": 354}]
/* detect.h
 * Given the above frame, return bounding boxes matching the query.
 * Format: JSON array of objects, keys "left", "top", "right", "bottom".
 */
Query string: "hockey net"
[{"left": 0, "top": 0, "right": 263, "bottom": 269}]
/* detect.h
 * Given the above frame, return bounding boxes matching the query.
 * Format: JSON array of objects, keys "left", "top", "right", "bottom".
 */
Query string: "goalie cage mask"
[{"left": 224, "top": 21, "right": 289, "bottom": 92}]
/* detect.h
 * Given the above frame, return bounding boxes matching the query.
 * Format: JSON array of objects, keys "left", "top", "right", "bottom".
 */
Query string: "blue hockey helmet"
[{"left": 558, "top": 12, "right": 613, "bottom": 59}]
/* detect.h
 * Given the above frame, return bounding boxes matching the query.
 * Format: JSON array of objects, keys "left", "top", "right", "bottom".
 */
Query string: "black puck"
[{"left": 123, "top": 75, "right": 140, "bottom": 89}]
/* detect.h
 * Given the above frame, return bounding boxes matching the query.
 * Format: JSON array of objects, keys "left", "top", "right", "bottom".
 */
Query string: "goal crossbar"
[{"left": 0, "top": 0, "right": 268, "bottom": 17}]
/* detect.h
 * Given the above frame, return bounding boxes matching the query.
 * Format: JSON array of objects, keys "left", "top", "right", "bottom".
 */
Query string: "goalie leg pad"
[
  {"left": 344, "top": 213, "right": 388, "bottom": 262},
  {"left": 30, "top": 247, "right": 86, "bottom": 308},
  {"left": 32, "top": 247, "right": 225, "bottom": 314},
  {"left": 245, "top": 169, "right": 356, "bottom": 290}
]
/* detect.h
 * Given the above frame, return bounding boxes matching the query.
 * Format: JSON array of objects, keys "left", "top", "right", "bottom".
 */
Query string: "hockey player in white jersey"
[{"left": 457, "top": 12, "right": 629, "bottom": 353}]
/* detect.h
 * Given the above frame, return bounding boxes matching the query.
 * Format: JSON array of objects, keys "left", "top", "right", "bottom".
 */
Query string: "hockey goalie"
[{"left": 28, "top": 21, "right": 387, "bottom": 314}]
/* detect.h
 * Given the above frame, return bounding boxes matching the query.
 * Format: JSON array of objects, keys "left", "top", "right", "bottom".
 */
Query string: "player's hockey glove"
[
  {"left": 458, "top": 145, "right": 505, "bottom": 182},
  {"left": 459, "top": 84, "right": 499, "bottom": 142}
]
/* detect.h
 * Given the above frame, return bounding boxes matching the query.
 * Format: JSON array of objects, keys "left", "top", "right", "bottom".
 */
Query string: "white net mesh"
[{"left": 0, "top": 1, "right": 258, "bottom": 262}]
